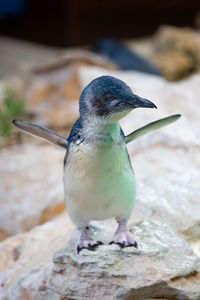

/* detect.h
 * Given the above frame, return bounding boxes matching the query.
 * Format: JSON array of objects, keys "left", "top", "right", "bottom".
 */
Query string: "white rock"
[
  {"left": 132, "top": 146, "right": 200, "bottom": 239},
  {"left": 1, "top": 218, "right": 200, "bottom": 300},
  {"left": 0, "top": 213, "right": 73, "bottom": 300},
  {"left": 0, "top": 144, "right": 65, "bottom": 235},
  {"left": 49, "top": 220, "right": 200, "bottom": 300}
]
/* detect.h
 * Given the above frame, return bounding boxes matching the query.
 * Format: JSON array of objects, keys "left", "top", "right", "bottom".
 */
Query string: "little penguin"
[{"left": 13, "top": 75, "right": 181, "bottom": 253}]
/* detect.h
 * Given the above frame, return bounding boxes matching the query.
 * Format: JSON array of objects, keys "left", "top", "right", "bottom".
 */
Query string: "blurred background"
[
  {"left": 1, "top": 0, "right": 200, "bottom": 47},
  {"left": 1, "top": 0, "right": 200, "bottom": 279}
]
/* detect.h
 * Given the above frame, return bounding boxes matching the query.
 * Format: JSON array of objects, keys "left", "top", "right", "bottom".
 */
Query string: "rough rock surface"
[
  {"left": 0, "top": 144, "right": 65, "bottom": 236},
  {"left": 0, "top": 213, "right": 73, "bottom": 300},
  {"left": 49, "top": 220, "right": 200, "bottom": 300},
  {"left": 133, "top": 146, "right": 200, "bottom": 241},
  {"left": 1, "top": 218, "right": 200, "bottom": 300}
]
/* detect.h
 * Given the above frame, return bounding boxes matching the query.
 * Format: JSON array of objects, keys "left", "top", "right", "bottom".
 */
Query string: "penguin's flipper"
[
  {"left": 13, "top": 120, "right": 68, "bottom": 149},
  {"left": 125, "top": 114, "right": 181, "bottom": 144}
]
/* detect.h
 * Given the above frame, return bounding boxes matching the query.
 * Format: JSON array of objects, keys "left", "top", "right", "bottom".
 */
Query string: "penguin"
[{"left": 13, "top": 75, "right": 181, "bottom": 253}]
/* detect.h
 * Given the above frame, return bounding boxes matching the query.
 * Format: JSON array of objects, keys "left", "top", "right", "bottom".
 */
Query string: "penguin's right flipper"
[{"left": 13, "top": 120, "right": 68, "bottom": 149}]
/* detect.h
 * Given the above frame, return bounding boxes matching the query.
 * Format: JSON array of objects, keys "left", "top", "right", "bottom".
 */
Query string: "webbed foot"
[
  {"left": 109, "top": 220, "right": 138, "bottom": 249},
  {"left": 77, "top": 240, "right": 103, "bottom": 254},
  {"left": 109, "top": 230, "right": 138, "bottom": 248},
  {"left": 77, "top": 227, "right": 103, "bottom": 254}
]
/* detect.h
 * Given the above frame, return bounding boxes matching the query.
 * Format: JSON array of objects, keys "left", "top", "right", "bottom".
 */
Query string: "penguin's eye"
[{"left": 105, "top": 95, "right": 116, "bottom": 101}]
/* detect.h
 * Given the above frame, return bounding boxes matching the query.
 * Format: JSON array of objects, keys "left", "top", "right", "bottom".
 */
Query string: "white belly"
[{"left": 64, "top": 141, "right": 136, "bottom": 227}]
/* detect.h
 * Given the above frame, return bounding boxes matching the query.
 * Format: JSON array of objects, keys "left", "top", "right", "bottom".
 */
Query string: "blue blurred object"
[
  {"left": 93, "top": 39, "right": 162, "bottom": 76},
  {"left": 0, "top": 0, "right": 25, "bottom": 18}
]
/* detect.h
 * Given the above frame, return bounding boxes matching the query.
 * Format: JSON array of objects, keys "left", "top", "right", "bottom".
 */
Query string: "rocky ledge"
[
  {"left": 1, "top": 217, "right": 200, "bottom": 300},
  {"left": 49, "top": 220, "right": 200, "bottom": 300}
]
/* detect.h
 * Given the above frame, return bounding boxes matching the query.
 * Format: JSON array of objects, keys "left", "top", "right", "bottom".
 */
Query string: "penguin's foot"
[
  {"left": 77, "top": 227, "right": 103, "bottom": 254},
  {"left": 109, "top": 230, "right": 138, "bottom": 248},
  {"left": 109, "top": 220, "right": 138, "bottom": 249},
  {"left": 77, "top": 239, "right": 103, "bottom": 254}
]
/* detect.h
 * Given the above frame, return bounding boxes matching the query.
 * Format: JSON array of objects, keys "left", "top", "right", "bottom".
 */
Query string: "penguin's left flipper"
[
  {"left": 125, "top": 114, "right": 181, "bottom": 144},
  {"left": 13, "top": 120, "right": 68, "bottom": 149}
]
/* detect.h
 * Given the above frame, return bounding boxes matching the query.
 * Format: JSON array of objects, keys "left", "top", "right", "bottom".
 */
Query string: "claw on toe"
[
  {"left": 77, "top": 241, "right": 103, "bottom": 254},
  {"left": 109, "top": 240, "right": 138, "bottom": 249},
  {"left": 112, "top": 240, "right": 138, "bottom": 248}
]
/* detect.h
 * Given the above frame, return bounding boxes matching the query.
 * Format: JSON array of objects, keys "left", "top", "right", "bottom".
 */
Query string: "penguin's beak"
[{"left": 130, "top": 95, "right": 157, "bottom": 109}]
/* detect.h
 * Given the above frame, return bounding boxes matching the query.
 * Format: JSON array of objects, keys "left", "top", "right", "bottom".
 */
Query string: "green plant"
[{"left": 0, "top": 89, "right": 26, "bottom": 137}]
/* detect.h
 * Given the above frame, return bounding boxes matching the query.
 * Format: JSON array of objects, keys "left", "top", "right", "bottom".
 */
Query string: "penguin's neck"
[{"left": 81, "top": 116, "right": 122, "bottom": 145}]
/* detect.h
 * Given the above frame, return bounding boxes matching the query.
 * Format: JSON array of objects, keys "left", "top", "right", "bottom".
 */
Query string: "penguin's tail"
[{"left": 13, "top": 120, "right": 68, "bottom": 149}]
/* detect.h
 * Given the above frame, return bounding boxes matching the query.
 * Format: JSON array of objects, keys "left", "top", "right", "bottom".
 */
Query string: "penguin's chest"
[{"left": 64, "top": 141, "right": 136, "bottom": 224}]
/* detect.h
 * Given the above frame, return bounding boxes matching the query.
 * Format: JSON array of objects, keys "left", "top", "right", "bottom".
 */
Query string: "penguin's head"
[{"left": 79, "top": 76, "right": 157, "bottom": 122}]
